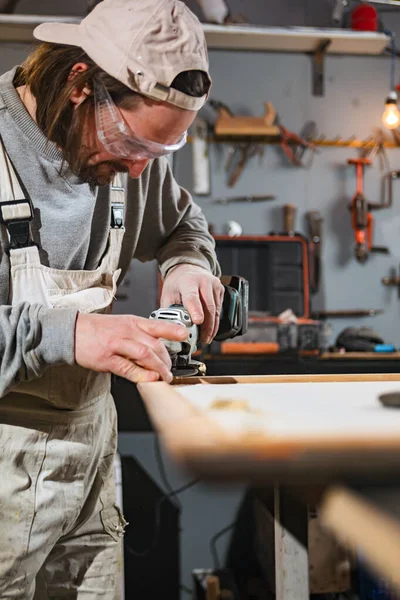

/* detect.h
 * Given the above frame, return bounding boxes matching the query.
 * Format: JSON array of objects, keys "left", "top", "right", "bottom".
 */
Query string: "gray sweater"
[{"left": 0, "top": 67, "right": 219, "bottom": 397}]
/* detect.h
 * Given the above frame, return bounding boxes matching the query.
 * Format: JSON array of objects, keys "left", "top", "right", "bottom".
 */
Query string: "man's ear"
[{"left": 69, "top": 62, "right": 91, "bottom": 107}]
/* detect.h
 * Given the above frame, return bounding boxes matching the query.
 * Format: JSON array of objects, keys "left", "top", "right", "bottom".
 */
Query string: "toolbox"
[
  {"left": 215, "top": 235, "right": 310, "bottom": 318},
  {"left": 212, "top": 235, "right": 326, "bottom": 355}
]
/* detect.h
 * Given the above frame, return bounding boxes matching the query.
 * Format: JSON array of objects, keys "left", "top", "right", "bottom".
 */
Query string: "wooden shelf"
[
  {"left": 202, "top": 24, "right": 390, "bottom": 54},
  {"left": 187, "top": 135, "right": 399, "bottom": 149},
  {"left": 0, "top": 15, "right": 80, "bottom": 43},
  {"left": 0, "top": 15, "right": 391, "bottom": 55},
  {"left": 369, "top": 0, "right": 400, "bottom": 5}
]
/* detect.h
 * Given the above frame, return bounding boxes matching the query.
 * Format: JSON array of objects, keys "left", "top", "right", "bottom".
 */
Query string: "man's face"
[{"left": 76, "top": 98, "right": 197, "bottom": 186}]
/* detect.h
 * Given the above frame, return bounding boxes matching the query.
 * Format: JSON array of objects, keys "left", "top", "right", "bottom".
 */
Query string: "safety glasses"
[{"left": 93, "top": 78, "right": 187, "bottom": 160}]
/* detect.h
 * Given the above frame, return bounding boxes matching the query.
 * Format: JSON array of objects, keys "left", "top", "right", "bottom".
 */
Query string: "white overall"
[{"left": 0, "top": 139, "right": 127, "bottom": 599}]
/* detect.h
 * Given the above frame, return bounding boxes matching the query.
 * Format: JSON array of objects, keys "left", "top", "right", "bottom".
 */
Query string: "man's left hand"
[{"left": 160, "top": 264, "right": 224, "bottom": 343}]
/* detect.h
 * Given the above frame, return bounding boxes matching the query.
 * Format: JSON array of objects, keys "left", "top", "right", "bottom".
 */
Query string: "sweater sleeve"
[
  {"left": 133, "top": 157, "right": 221, "bottom": 279},
  {"left": 0, "top": 302, "right": 77, "bottom": 397}
]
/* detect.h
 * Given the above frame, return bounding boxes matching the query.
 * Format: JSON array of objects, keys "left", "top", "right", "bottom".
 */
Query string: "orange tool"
[{"left": 348, "top": 157, "right": 389, "bottom": 263}]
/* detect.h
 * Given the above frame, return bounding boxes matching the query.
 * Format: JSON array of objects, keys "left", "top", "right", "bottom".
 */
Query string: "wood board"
[
  {"left": 320, "top": 485, "right": 400, "bottom": 593},
  {"left": 138, "top": 374, "right": 400, "bottom": 483}
]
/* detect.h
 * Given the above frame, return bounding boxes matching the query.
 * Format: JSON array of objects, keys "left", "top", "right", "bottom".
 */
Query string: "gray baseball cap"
[{"left": 34, "top": 0, "right": 211, "bottom": 111}]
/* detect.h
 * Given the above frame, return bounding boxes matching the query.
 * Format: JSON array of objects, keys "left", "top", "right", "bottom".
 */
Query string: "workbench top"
[{"left": 137, "top": 373, "right": 400, "bottom": 484}]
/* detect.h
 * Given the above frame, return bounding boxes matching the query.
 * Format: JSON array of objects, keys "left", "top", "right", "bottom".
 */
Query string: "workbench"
[
  {"left": 132, "top": 373, "right": 400, "bottom": 600},
  {"left": 113, "top": 352, "right": 400, "bottom": 431}
]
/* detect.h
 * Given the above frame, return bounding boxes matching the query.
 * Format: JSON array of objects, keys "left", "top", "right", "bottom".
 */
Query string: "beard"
[
  {"left": 60, "top": 105, "right": 129, "bottom": 187},
  {"left": 77, "top": 158, "right": 129, "bottom": 187}
]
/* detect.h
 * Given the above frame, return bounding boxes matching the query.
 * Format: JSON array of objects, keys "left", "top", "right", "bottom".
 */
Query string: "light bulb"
[{"left": 382, "top": 90, "right": 400, "bottom": 130}]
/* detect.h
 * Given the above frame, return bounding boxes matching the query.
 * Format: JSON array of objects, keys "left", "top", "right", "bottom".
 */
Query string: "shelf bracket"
[{"left": 311, "top": 39, "right": 332, "bottom": 97}]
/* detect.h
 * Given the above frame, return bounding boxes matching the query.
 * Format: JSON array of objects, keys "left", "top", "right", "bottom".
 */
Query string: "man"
[{"left": 0, "top": 0, "right": 223, "bottom": 596}]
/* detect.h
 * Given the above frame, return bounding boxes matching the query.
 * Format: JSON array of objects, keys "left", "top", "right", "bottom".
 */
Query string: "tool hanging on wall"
[
  {"left": 213, "top": 100, "right": 315, "bottom": 179},
  {"left": 283, "top": 204, "right": 297, "bottom": 236},
  {"left": 382, "top": 265, "right": 400, "bottom": 297},
  {"left": 212, "top": 194, "right": 276, "bottom": 205},
  {"left": 347, "top": 157, "right": 390, "bottom": 263},
  {"left": 279, "top": 124, "right": 315, "bottom": 167},
  {"left": 208, "top": 100, "right": 267, "bottom": 187},
  {"left": 384, "top": 169, "right": 400, "bottom": 208},
  {"left": 331, "top": 0, "right": 350, "bottom": 26},
  {"left": 191, "top": 116, "right": 211, "bottom": 196},
  {"left": 306, "top": 211, "right": 323, "bottom": 294},
  {"left": 225, "top": 142, "right": 264, "bottom": 187}
]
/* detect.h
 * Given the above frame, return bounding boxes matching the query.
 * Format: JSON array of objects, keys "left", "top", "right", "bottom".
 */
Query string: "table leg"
[{"left": 274, "top": 485, "right": 309, "bottom": 600}]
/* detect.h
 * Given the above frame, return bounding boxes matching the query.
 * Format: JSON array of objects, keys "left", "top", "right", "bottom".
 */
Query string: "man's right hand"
[{"left": 75, "top": 313, "right": 188, "bottom": 384}]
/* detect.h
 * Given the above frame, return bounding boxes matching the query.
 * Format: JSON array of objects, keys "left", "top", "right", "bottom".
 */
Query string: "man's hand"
[
  {"left": 75, "top": 313, "right": 188, "bottom": 383},
  {"left": 160, "top": 264, "right": 224, "bottom": 343}
]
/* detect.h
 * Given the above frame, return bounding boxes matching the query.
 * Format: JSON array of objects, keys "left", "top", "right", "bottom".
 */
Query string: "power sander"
[{"left": 149, "top": 275, "right": 249, "bottom": 377}]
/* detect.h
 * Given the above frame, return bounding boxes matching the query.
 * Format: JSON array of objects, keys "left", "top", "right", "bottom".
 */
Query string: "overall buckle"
[
  {"left": 0, "top": 198, "right": 35, "bottom": 253},
  {"left": 111, "top": 203, "right": 124, "bottom": 229},
  {"left": 7, "top": 219, "right": 34, "bottom": 251}
]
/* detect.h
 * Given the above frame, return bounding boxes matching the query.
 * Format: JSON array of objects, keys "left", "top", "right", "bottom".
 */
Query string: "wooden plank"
[
  {"left": 138, "top": 377, "right": 400, "bottom": 481},
  {"left": 139, "top": 378, "right": 400, "bottom": 452},
  {"left": 137, "top": 381, "right": 226, "bottom": 455},
  {"left": 320, "top": 486, "right": 400, "bottom": 592},
  {"left": 172, "top": 373, "right": 400, "bottom": 386}
]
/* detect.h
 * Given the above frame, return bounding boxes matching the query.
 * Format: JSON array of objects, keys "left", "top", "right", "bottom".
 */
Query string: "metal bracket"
[{"left": 312, "top": 40, "right": 332, "bottom": 97}]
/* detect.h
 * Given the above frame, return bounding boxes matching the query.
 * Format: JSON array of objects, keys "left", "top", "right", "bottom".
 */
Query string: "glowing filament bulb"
[{"left": 382, "top": 91, "right": 400, "bottom": 130}]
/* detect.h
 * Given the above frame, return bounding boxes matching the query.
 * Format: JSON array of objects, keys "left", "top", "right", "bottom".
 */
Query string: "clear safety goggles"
[{"left": 93, "top": 78, "right": 187, "bottom": 161}]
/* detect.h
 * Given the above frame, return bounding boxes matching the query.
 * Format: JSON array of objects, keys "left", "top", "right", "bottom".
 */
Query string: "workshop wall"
[
  {"left": 11, "top": 0, "right": 400, "bottom": 345},
  {"left": 2, "top": 1, "right": 400, "bottom": 598},
  {"left": 115, "top": 6, "right": 400, "bottom": 592},
  {"left": 115, "top": 4, "right": 400, "bottom": 351}
]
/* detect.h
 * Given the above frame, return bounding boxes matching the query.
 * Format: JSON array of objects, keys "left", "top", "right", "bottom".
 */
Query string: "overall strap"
[
  {"left": 109, "top": 172, "right": 127, "bottom": 229},
  {"left": 0, "top": 135, "right": 35, "bottom": 251}
]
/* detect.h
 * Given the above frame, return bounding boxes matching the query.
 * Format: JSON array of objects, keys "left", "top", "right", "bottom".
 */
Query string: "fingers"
[
  {"left": 115, "top": 337, "right": 173, "bottom": 383},
  {"left": 160, "top": 290, "right": 181, "bottom": 309},
  {"left": 181, "top": 278, "right": 225, "bottom": 343},
  {"left": 115, "top": 318, "right": 187, "bottom": 383},
  {"left": 108, "top": 355, "right": 161, "bottom": 383},
  {"left": 198, "top": 284, "right": 216, "bottom": 343},
  {"left": 181, "top": 290, "right": 204, "bottom": 326},
  {"left": 134, "top": 328, "right": 173, "bottom": 368},
  {"left": 197, "top": 278, "right": 225, "bottom": 343},
  {"left": 211, "top": 279, "right": 225, "bottom": 340},
  {"left": 138, "top": 317, "right": 188, "bottom": 341},
  {"left": 75, "top": 313, "right": 181, "bottom": 384}
]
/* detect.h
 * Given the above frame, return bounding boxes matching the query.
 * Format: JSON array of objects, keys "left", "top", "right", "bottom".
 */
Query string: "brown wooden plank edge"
[
  {"left": 172, "top": 373, "right": 400, "bottom": 386},
  {"left": 138, "top": 378, "right": 400, "bottom": 473}
]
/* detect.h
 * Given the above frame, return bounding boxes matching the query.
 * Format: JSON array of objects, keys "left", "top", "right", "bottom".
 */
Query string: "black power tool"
[{"left": 149, "top": 275, "right": 248, "bottom": 377}]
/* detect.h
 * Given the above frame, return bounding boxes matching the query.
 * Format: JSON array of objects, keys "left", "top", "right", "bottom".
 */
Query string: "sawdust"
[{"left": 209, "top": 398, "right": 258, "bottom": 412}]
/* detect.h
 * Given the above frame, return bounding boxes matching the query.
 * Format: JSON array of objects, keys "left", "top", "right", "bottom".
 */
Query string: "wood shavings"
[{"left": 210, "top": 398, "right": 252, "bottom": 412}]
